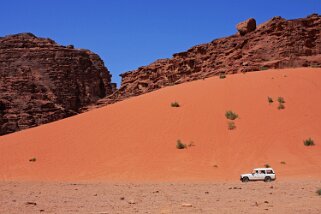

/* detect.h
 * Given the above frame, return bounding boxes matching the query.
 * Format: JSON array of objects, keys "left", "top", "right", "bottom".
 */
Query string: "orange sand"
[{"left": 0, "top": 68, "right": 320, "bottom": 182}]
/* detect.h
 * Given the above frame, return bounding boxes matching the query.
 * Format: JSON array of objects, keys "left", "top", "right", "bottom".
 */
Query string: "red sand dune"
[{"left": 0, "top": 68, "right": 320, "bottom": 182}]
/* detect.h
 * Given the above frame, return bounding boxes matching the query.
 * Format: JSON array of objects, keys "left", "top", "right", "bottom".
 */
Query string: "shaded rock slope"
[
  {"left": 0, "top": 33, "right": 115, "bottom": 135},
  {"left": 99, "top": 14, "right": 321, "bottom": 104}
]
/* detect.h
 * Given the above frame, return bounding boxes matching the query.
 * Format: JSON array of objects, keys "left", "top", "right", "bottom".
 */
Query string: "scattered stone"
[
  {"left": 205, "top": 191, "right": 209, "bottom": 194},
  {"left": 128, "top": 200, "right": 136, "bottom": 204},
  {"left": 181, "top": 203, "right": 193, "bottom": 207},
  {"left": 25, "top": 202, "right": 37, "bottom": 206},
  {"left": 120, "top": 197, "right": 125, "bottom": 200},
  {"left": 264, "top": 201, "right": 269, "bottom": 204}
]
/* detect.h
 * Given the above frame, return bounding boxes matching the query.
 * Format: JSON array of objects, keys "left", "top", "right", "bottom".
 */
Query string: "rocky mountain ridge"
[{"left": 98, "top": 14, "right": 320, "bottom": 105}]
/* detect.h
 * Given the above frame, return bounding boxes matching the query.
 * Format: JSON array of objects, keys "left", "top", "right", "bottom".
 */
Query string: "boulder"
[{"left": 236, "top": 18, "right": 257, "bottom": 36}]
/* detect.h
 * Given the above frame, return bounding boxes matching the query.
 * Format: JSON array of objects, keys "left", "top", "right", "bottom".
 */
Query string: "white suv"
[{"left": 240, "top": 168, "right": 276, "bottom": 182}]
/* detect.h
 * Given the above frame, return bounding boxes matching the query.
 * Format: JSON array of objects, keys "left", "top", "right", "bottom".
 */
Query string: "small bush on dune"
[
  {"left": 260, "top": 66, "right": 268, "bottom": 71},
  {"left": 280, "top": 161, "right": 286, "bottom": 164},
  {"left": 225, "top": 111, "right": 238, "bottom": 120},
  {"left": 304, "top": 138, "right": 315, "bottom": 146},
  {"left": 277, "top": 97, "right": 285, "bottom": 104},
  {"left": 278, "top": 103, "right": 285, "bottom": 110},
  {"left": 29, "top": 158, "right": 36, "bottom": 162},
  {"left": 188, "top": 141, "right": 195, "bottom": 147},
  {"left": 228, "top": 121, "right": 236, "bottom": 130},
  {"left": 268, "top": 97, "right": 273, "bottom": 103},
  {"left": 171, "top": 102, "right": 180, "bottom": 107},
  {"left": 219, "top": 74, "right": 226, "bottom": 79},
  {"left": 176, "top": 140, "right": 187, "bottom": 149},
  {"left": 316, "top": 189, "right": 321, "bottom": 195}
]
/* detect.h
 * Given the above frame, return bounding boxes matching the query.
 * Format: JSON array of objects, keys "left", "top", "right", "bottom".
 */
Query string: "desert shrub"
[
  {"left": 310, "top": 64, "right": 321, "bottom": 68},
  {"left": 268, "top": 97, "right": 273, "bottom": 103},
  {"left": 280, "top": 161, "right": 286, "bottom": 164},
  {"left": 29, "top": 158, "right": 36, "bottom": 162},
  {"left": 176, "top": 140, "right": 186, "bottom": 149},
  {"left": 316, "top": 189, "right": 321, "bottom": 195},
  {"left": 171, "top": 102, "right": 180, "bottom": 107},
  {"left": 228, "top": 121, "right": 236, "bottom": 130},
  {"left": 304, "top": 138, "right": 315, "bottom": 146},
  {"left": 264, "top": 164, "right": 271, "bottom": 168},
  {"left": 277, "top": 97, "right": 285, "bottom": 104},
  {"left": 188, "top": 142, "right": 195, "bottom": 147},
  {"left": 219, "top": 74, "right": 226, "bottom": 79},
  {"left": 278, "top": 103, "right": 285, "bottom": 110},
  {"left": 225, "top": 111, "right": 238, "bottom": 120},
  {"left": 213, "top": 165, "right": 218, "bottom": 168},
  {"left": 260, "top": 66, "right": 268, "bottom": 70}
]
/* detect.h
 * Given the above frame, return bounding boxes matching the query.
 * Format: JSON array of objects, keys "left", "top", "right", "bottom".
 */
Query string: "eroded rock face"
[
  {"left": 104, "top": 14, "right": 320, "bottom": 103},
  {"left": 0, "top": 33, "right": 114, "bottom": 135},
  {"left": 236, "top": 18, "right": 257, "bottom": 36}
]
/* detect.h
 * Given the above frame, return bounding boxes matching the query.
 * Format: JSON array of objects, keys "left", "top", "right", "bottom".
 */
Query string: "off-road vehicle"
[{"left": 240, "top": 168, "right": 276, "bottom": 182}]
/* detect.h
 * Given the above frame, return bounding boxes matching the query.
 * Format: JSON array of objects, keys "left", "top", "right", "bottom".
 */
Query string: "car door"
[
  {"left": 251, "top": 170, "right": 261, "bottom": 180},
  {"left": 257, "top": 170, "right": 266, "bottom": 180}
]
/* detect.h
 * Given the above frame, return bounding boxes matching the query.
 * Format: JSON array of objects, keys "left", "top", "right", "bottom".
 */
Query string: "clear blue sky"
[{"left": 1, "top": 0, "right": 320, "bottom": 85}]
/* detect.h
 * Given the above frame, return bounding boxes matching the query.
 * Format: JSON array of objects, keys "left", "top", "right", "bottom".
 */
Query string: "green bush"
[
  {"left": 260, "top": 66, "right": 268, "bottom": 71},
  {"left": 277, "top": 97, "right": 285, "bottom": 104},
  {"left": 219, "top": 74, "right": 226, "bottom": 79},
  {"left": 171, "top": 102, "right": 180, "bottom": 107},
  {"left": 176, "top": 140, "right": 186, "bottom": 149},
  {"left": 225, "top": 111, "right": 238, "bottom": 120},
  {"left": 278, "top": 103, "right": 285, "bottom": 110},
  {"left": 29, "top": 158, "right": 36, "bottom": 162},
  {"left": 304, "top": 138, "right": 315, "bottom": 146},
  {"left": 268, "top": 97, "right": 273, "bottom": 103},
  {"left": 228, "top": 121, "right": 236, "bottom": 130}
]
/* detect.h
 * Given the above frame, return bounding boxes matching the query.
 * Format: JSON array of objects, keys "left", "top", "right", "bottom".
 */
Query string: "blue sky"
[{"left": 1, "top": 0, "right": 320, "bottom": 85}]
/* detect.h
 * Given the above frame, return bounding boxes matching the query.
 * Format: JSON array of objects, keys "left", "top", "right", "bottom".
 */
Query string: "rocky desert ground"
[{"left": 1, "top": 180, "right": 320, "bottom": 213}]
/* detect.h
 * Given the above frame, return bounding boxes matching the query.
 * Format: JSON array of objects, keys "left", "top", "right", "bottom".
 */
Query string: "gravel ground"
[{"left": 0, "top": 180, "right": 320, "bottom": 214}]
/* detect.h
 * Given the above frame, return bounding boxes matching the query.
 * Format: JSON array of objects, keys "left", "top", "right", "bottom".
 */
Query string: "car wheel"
[
  {"left": 264, "top": 176, "right": 271, "bottom": 182},
  {"left": 242, "top": 177, "right": 249, "bottom": 182}
]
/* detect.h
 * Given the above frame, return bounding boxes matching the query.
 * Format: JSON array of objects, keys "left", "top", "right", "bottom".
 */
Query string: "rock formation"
[
  {"left": 1, "top": 14, "right": 321, "bottom": 135},
  {"left": 101, "top": 14, "right": 320, "bottom": 103},
  {"left": 236, "top": 18, "right": 256, "bottom": 36},
  {"left": 0, "top": 33, "right": 115, "bottom": 135}
]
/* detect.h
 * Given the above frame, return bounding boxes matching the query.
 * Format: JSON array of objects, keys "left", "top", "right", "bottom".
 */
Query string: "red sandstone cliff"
[
  {"left": 103, "top": 14, "right": 320, "bottom": 103},
  {"left": 0, "top": 33, "right": 114, "bottom": 135}
]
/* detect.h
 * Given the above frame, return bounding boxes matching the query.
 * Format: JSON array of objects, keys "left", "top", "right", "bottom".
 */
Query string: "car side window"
[
  {"left": 266, "top": 170, "right": 273, "bottom": 174},
  {"left": 260, "top": 170, "right": 266, "bottom": 174}
]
